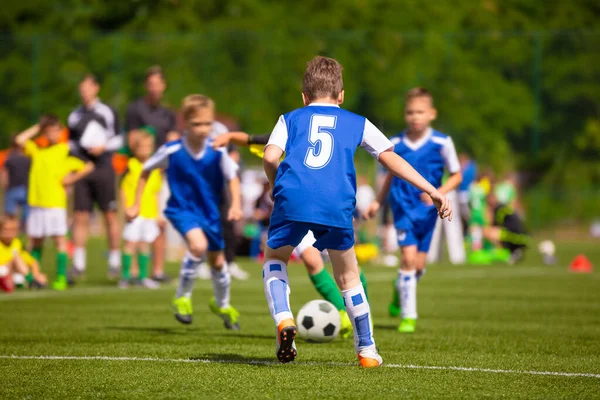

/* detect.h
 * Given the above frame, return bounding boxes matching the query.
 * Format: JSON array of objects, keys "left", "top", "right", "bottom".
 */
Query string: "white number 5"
[{"left": 304, "top": 114, "right": 336, "bottom": 169}]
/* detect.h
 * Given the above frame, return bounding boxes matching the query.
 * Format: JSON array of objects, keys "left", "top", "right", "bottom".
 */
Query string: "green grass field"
[{"left": 1, "top": 240, "right": 599, "bottom": 399}]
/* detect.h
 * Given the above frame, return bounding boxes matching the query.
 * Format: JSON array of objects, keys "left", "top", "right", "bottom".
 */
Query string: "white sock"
[
  {"left": 73, "top": 247, "right": 86, "bottom": 271},
  {"left": 211, "top": 262, "right": 231, "bottom": 309},
  {"left": 398, "top": 270, "right": 417, "bottom": 319},
  {"left": 263, "top": 260, "right": 292, "bottom": 326},
  {"left": 342, "top": 284, "right": 376, "bottom": 353},
  {"left": 108, "top": 250, "right": 121, "bottom": 268},
  {"left": 176, "top": 252, "right": 202, "bottom": 298}
]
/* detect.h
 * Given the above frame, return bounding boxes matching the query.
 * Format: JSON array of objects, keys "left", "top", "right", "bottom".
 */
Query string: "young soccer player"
[
  {"left": 16, "top": 115, "right": 94, "bottom": 290},
  {"left": 212, "top": 131, "right": 363, "bottom": 339},
  {"left": 262, "top": 57, "right": 452, "bottom": 367},
  {"left": 365, "top": 88, "right": 462, "bottom": 333},
  {"left": 0, "top": 217, "right": 47, "bottom": 293},
  {"left": 126, "top": 94, "right": 243, "bottom": 330},
  {"left": 119, "top": 131, "right": 162, "bottom": 289}
]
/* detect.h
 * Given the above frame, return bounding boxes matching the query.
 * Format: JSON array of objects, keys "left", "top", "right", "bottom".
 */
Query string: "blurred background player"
[
  {"left": 67, "top": 74, "right": 122, "bottom": 281},
  {"left": 16, "top": 115, "right": 94, "bottom": 290},
  {"left": 0, "top": 217, "right": 47, "bottom": 293},
  {"left": 261, "top": 56, "right": 452, "bottom": 367},
  {"left": 365, "top": 88, "right": 462, "bottom": 333},
  {"left": 119, "top": 131, "right": 162, "bottom": 289},
  {"left": 1, "top": 136, "right": 31, "bottom": 229},
  {"left": 125, "top": 66, "right": 177, "bottom": 283},
  {"left": 212, "top": 131, "right": 357, "bottom": 338},
  {"left": 126, "top": 94, "right": 242, "bottom": 330}
]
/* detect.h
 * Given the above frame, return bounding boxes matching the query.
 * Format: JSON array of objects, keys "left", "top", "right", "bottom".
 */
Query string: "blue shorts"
[
  {"left": 165, "top": 210, "right": 224, "bottom": 252},
  {"left": 267, "top": 220, "right": 354, "bottom": 252},
  {"left": 395, "top": 208, "right": 438, "bottom": 253},
  {"left": 4, "top": 186, "right": 28, "bottom": 218}
]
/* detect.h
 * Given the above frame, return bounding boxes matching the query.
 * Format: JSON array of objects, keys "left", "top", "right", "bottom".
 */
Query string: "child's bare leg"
[
  {"left": 415, "top": 251, "right": 428, "bottom": 281},
  {"left": 329, "top": 247, "right": 380, "bottom": 366}
]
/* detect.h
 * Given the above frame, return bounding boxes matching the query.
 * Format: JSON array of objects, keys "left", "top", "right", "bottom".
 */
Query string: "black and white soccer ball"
[{"left": 296, "top": 300, "right": 341, "bottom": 343}]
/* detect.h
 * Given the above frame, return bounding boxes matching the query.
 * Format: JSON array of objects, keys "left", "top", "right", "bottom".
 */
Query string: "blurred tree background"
[{"left": 0, "top": 0, "right": 599, "bottom": 228}]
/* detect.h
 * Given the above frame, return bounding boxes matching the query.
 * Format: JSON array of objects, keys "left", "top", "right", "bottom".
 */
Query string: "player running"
[
  {"left": 126, "top": 94, "right": 243, "bottom": 330},
  {"left": 261, "top": 57, "right": 452, "bottom": 367},
  {"left": 365, "top": 88, "right": 462, "bottom": 333},
  {"left": 212, "top": 131, "right": 366, "bottom": 339}
]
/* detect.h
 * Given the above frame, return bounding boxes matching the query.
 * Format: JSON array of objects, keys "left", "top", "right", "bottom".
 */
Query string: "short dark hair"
[
  {"left": 80, "top": 73, "right": 99, "bottom": 85},
  {"left": 146, "top": 65, "right": 165, "bottom": 81},
  {"left": 302, "top": 56, "right": 344, "bottom": 103},
  {"left": 406, "top": 87, "right": 434, "bottom": 105},
  {"left": 39, "top": 114, "right": 61, "bottom": 131}
]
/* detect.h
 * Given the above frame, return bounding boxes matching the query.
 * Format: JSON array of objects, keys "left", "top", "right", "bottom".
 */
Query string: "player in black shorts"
[{"left": 67, "top": 75, "right": 123, "bottom": 279}]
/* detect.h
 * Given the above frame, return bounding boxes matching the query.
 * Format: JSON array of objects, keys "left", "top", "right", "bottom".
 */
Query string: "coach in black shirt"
[
  {"left": 67, "top": 74, "right": 123, "bottom": 280},
  {"left": 125, "top": 66, "right": 177, "bottom": 148},
  {"left": 125, "top": 66, "right": 177, "bottom": 282}
]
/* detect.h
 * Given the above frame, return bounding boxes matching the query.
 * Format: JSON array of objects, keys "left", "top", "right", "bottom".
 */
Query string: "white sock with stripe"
[
  {"left": 398, "top": 269, "right": 418, "bottom": 319},
  {"left": 176, "top": 252, "right": 202, "bottom": 298},
  {"left": 342, "top": 284, "right": 376, "bottom": 353},
  {"left": 262, "top": 260, "right": 293, "bottom": 326},
  {"left": 211, "top": 262, "right": 231, "bottom": 309}
]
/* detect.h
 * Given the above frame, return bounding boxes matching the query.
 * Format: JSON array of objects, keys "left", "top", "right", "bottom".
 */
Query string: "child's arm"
[
  {"left": 212, "top": 132, "right": 250, "bottom": 149},
  {"left": 364, "top": 172, "right": 393, "bottom": 219},
  {"left": 15, "top": 124, "right": 40, "bottom": 147},
  {"left": 125, "top": 170, "right": 150, "bottom": 221},
  {"left": 62, "top": 162, "right": 94, "bottom": 187},
  {"left": 379, "top": 151, "right": 452, "bottom": 220},
  {"left": 227, "top": 176, "right": 243, "bottom": 221},
  {"left": 263, "top": 116, "right": 288, "bottom": 189},
  {"left": 127, "top": 145, "right": 170, "bottom": 221},
  {"left": 0, "top": 165, "right": 8, "bottom": 190}
]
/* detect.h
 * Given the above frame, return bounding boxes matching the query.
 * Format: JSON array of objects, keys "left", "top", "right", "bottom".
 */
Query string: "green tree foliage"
[{"left": 0, "top": 0, "right": 599, "bottom": 224}]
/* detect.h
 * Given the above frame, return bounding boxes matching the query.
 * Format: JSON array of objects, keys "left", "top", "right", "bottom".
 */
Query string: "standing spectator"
[
  {"left": 2, "top": 136, "right": 31, "bottom": 228},
  {"left": 125, "top": 66, "right": 177, "bottom": 282},
  {"left": 67, "top": 74, "right": 123, "bottom": 280}
]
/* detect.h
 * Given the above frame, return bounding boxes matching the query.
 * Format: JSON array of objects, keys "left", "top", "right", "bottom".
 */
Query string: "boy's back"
[{"left": 269, "top": 104, "right": 391, "bottom": 230}]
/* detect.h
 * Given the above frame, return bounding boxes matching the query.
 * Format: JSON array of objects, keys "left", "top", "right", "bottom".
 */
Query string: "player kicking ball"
[
  {"left": 126, "top": 94, "right": 243, "bottom": 330},
  {"left": 211, "top": 131, "right": 371, "bottom": 339},
  {"left": 365, "top": 88, "right": 462, "bottom": 334},
  {"left": 261, "top": 57, "right": 452, "bottom": 367}
]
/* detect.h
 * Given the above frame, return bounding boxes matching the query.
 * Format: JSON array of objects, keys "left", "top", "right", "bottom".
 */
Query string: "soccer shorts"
[
  {"left": 292, "top": 230, "right": 317, "bottom": 257},
  {"left": 26, "top": 207, "right": 68, "bottom": 238},
  {"left": 268, "top": 220, "right": 354, "bottom": 252},
  {"left": 122, "top": 218, "right": 160, "bottom": 243},
  {"left": 396, "top": 209, "right": 439, "bottom": 253},
  {"left": 74, "top": 166, "right": 117, "bottom": 212},
  {"left": 165, "top": 210, "right": 224, "bottom": 252}
]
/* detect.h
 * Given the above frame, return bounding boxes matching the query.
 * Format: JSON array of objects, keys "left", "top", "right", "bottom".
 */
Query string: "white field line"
[{"left": 0, "top": 355, "right": 599, "bottom": 379}]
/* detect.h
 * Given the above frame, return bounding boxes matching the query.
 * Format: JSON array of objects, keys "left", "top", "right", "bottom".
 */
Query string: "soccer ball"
[{"left": 296, "top": 300, "right": 341, "bottom": 343}]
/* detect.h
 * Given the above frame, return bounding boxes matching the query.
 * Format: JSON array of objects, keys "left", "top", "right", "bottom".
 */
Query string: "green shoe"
[
  {"left": 172, "top": 296, "right": 193, "bottom": 325},
  {"left": 388, "top": 302, "right": 400, "bottom": 318},
  {"left": 209, "top": 297, "right": 240, "bottom": 331},
  {"left": 398, "top": 318, "right": 416, "bottom": 333},
  {"left": 52, "top": 276, "right": 68, "bottom": 291},
  {"left": 339, "top": 310, "right": 353, "bottom": 339}
]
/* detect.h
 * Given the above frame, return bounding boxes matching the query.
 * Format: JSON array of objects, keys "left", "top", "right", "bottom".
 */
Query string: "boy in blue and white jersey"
[
  {"left": 262, "top": 57, "right": 452, "bottom": 367},
  {"left": 365, "top": 88, "right": 462, "bottom": 333},
  {"left": 126, "top": 94, "right": 243, "bottom": 330}
]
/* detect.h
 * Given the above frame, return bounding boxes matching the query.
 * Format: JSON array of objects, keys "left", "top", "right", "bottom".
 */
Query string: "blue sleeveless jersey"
[
  {"left": 271, "top": 106, "right": 367, "bottom": 229},
  {"left": 388, "top": 129, "right": 456, "bottom": 229},
  {"left": 161, "top": 140, "right": 225, "bottom": 225}
]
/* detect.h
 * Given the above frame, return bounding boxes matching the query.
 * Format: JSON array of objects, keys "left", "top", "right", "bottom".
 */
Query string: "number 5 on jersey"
[{"left": 304, "top": 114, "right": 336, "bottom": 169}]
